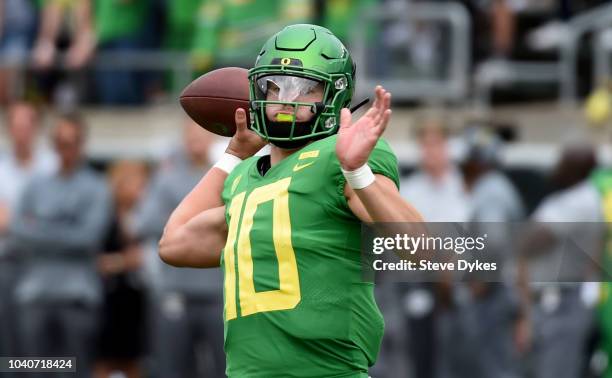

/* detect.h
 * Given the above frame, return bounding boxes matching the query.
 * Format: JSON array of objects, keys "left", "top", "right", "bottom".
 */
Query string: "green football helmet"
[{"left": 248, "top": 24, "right": 355, "bottom": 148}]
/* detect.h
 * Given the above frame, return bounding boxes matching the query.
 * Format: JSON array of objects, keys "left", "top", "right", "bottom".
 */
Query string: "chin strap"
[
  {"left": 311, "top": 102, "right": 325, "bottom": 115},
  {"left": 350, "top": 98, "right": 370, "bottom": 113}
]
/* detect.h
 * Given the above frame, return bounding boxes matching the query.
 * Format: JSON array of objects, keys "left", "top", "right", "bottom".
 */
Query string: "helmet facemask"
[{"left": 251, "top": 74, "right": 330, "bottom": 148}]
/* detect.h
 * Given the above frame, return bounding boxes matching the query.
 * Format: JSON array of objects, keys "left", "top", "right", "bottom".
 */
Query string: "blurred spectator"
[
  {"left": 191, "top": 0, "right": 313, "bottom": 71},
  {"left": 461, "top": 126, "right": 524, "bottom": 222},
  {"left": 548, "top": 144, "right": 598, "bottom": 194},
  {"left": 466, "top": 0, "right": 520, "bottom": 63},
  {"left": 134, "top": 120, "right": 225, "bottom": 378},
  {"left": 31, "top": 0, "right": 95, "bottom": 108},
  {"left": 0, "top": 0, "right": 38, "bottom": 103},
  {"left": 401, "top": 119, "right": 470, "bottom": 222},
  {"left": 523, "top": 144, "right": 602, "bottom": 378},
  {"left": 32, "top": 0, "right": 95, "bottom": 70},
  {"left": 490, "top": 0, "right": 516, "bottom": 58},
  {"left": 94, "top": 161, "right": 150, "bottom": 378},
  {"left": 593, "top": 166, "right": 612, "bottom": 378},
  {"left": 0, "top": 102, "right": 57, "bottom": 226},
  {"left": 397, "top": 119, "right": 470, "bottom": 378},
  {"left": 8, "top": 113, "right": 111, "bottom": 378},
  {"left": 318, "top": 0, "right": 377, "bottom": 46},
  {"left": 164, "top": 0, "right": 204, "bottom": 51},
  {"left": 94, "top": 0, "right": 150, "bottom": 105},
  {"left": 435, "top": 126, "right": 525, "bottom": 378},
  {"left": 0, "top": 101, "right": 56, "bottom": 357},
  {"left": 161, "top": 0, "right": 203, "bottom": 92},
  {"left": 587, "top": 139, "right": 612, "bottom": 378}
]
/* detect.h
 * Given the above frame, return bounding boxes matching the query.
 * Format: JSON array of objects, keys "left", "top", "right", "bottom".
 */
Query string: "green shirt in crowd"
[
  {"left": 191, "top": 0, "right": 313, "bottom": 70},
  {"left": 95, "top": 0, "right": 148, "bottom": 44}
]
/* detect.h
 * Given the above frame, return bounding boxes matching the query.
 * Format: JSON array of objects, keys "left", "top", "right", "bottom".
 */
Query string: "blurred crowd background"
[{"left": 2, "top": 0, "right": 612, "bottom": 378}]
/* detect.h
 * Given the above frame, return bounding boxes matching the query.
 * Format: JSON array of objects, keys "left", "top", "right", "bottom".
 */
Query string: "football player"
[{"left": 160, "top": 24, "right": 423, "bottom": 377}]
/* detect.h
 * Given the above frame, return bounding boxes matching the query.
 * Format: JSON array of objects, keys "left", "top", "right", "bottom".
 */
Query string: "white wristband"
[
  {"left": 341, "top": 163, "right": 375, "bottom": 190},
  {"left": 213, "top": 153, "right": 243, "bottom": 174}
]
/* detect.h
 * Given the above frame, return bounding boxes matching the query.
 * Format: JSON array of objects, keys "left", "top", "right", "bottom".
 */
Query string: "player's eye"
[
  {"left": 267, "top": 82, "right": 280, "bottom": 94},
  {"left": 264, "top": 84, "right": 280, "bottom": 101},
  {"left": 301, "top": 83, "right": 323, "bottom": 98}
]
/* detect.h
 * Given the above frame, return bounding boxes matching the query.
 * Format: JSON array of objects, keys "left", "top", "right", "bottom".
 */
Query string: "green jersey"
[
  {"left": 220, "top": 135, "right": 399, "bottom": 377},
  {"left": 94, "top": 0, "right": 148, "bottom": 44},
  {"left": 591, "top": 170, "right": 612, "bottom": 378},
  {"left": 191, "top": 0, "right": 312, "bottom": 68}
]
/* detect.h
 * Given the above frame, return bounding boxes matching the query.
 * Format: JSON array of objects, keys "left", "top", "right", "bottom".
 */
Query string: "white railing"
[
  {"left": 351, "top": 1, "right": 471, "bottom": 103},
  {"left": 475, "top": 1, "right": 612, "bottom": 109},
  {"left": 594, "top": 27, "right": 612, "bottom": 86}
]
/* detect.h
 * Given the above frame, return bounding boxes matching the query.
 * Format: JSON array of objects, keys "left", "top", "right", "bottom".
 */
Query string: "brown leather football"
[{"left": 179, "top": 67, "right": 251, "bottom": 137}]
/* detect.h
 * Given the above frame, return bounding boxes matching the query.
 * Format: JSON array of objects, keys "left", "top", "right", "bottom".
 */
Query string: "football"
[{"left": 179, "top": 67, "right": 251, "bottom": 137}]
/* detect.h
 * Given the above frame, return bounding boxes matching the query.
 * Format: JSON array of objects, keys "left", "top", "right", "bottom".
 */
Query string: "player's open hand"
[
  {"left": 225, "top": 108, "right": 267, "bottom": 160},
  {"left": 336, "top": 86, "right": 392, "bottom": 171}
]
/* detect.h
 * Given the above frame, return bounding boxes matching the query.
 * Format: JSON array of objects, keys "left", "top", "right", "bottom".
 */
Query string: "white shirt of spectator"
[
  {"left": 0, "top": 146, "right": 57, "bottom": 257},
  {"left": 530, "top": 180, "right": 604, "bottom": 288},
  {"left": 0, "top": 147, "right": 58, "bottom": 212},
  {"left": 533, "top": 180, "right": 603, "bottom": 223},
  {"left": 400, "top": 167, "right": 471, "bottom": 222}
]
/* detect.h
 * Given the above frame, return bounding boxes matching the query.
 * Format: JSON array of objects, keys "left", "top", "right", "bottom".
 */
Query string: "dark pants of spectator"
[
  {"left": 399, "top": 283, "right": 437, "bottom": 378},
  {"left": 95, "top": 38, "right": 147, "bottom": 106},
  {"left": 436, "top": 283, "right": 520, "bottom": 378},
  {"left": 409, "top": 304, "right": 436, "bottom": 378},
  {"left": 0, "top": 260, "right": 21, "bottom": 357},
  {"left": 18, "top": 301, "right": 98, "bottom": 378},
  {"left": 531, "top": 286, "right": 594, "bottom": 378},
  {"left": 153, "top": 293, "right": 226, "bottom": 378}
]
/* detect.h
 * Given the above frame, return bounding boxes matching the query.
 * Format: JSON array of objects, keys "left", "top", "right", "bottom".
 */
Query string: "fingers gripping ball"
[{"left": 180, "top": 67, "right": 251, "bottom": 136}]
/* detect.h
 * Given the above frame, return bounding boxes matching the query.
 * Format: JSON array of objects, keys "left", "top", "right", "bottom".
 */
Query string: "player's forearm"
[
  {"left": 353, "top": 178, "right": 424, "bottom": 223},
  {"left": 159, "top": 205, "right": 227, "bottom": 268},
  {"left": 163, "top": 167, "right": 227, "bottom": 236}
]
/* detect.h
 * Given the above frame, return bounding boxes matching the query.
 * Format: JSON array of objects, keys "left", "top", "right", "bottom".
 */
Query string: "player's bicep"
[
  {"left": 159, "top": 205, "right": 227, "bottom": 268},
  {"left": 164, "top": 167, "right": 227, "bottom": 235}
]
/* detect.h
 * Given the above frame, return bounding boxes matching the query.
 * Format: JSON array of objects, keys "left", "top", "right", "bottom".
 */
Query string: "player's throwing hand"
[{"left": 225, "top": 108, "right": 267, "bottom": 160}]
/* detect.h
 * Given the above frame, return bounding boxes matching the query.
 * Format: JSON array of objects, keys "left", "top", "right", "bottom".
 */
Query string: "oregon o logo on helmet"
[{"left": 281, "top": 58, "right": 291, "bottom": 66}]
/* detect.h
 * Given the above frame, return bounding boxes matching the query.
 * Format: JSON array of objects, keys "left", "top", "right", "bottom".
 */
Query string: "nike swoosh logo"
[{"left": 293, "top": 162, "right": 315, "bottom": 172}]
